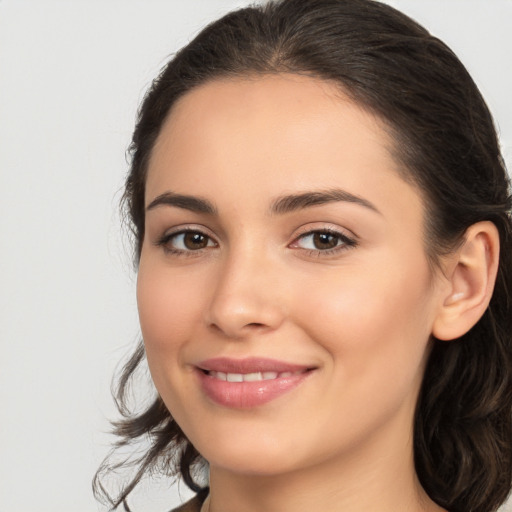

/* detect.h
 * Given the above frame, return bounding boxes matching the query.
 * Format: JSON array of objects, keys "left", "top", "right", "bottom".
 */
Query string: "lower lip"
[{"left": 196, "top": 369, "right": 313, "bottom": 408}]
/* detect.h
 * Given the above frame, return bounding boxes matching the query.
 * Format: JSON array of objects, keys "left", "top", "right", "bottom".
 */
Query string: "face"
[{"left": 137, "top": 75, "right": 447, "bottom": 477}]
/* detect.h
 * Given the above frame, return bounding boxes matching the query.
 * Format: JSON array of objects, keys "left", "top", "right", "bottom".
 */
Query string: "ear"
[{"left": 432, "top": 221, "right": 500, "bottom": 341}]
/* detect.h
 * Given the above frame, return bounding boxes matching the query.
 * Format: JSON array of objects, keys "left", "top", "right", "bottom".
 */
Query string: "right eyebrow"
[{"left": 145, "top": 191, "right": 217, "bottom": 215}]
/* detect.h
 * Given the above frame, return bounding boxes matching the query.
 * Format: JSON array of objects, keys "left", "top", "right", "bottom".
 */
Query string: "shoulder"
[{"left": 169, "top": 494, "right": 205, "bottom": 512}]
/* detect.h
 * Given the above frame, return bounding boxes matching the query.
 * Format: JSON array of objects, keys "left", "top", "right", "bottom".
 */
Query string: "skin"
[{"left": 137, "top": 74, "right": 456, "bottom": 512}]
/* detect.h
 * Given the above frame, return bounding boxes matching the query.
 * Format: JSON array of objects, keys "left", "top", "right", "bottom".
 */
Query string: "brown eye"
[
  {"left": 291, "top": 229, "right": 356, "bottom": 254},
  {"left": 183, "top": 232, "right": 209, "bottom": 250},
  {"left": 158, "top": 230, "right": 216, "bottom": 253},
  {"left": 312, "top": 232, "right": 339, "bottom": 250}
]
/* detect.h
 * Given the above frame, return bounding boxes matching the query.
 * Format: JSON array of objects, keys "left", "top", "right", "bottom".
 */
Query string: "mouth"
[
  {"left": 195, "top": 357, "right": 316, "bottom": 408},
  {"left": 202, "top": 369, "right": 308, "bottom": 382}
]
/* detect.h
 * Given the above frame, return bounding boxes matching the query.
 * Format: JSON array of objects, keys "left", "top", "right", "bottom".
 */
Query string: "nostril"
[{"left": 208, "top": 320, "right": 269, "bottom": 338}]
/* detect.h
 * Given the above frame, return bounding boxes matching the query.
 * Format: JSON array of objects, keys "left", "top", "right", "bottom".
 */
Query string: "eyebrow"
[
  {"left": 145, "top": 188, "right": 380, "bottom": 216},
  {"left": 270, "top": 189, "right": 381, "bottom": 215},
  {"left": 146, "top": 192, "right": 217, "bottom": 215}
]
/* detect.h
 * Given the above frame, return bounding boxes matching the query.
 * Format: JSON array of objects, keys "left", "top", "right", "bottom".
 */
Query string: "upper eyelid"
[
  {"left": 291, "top": 230, "right": 355, "bottom": 246},
  {"left": 160, "top": 224, "right": 217, "bottom": 238},
  {"left": 153, "top": 223, "right": 357, "bottom": 248},
  {"left": 154, "top": 225, "right": 219, "bottom": 250},
  {"left": 288, "top": 225, "right": 359, "bottom": 254},
  {"left": 292, "top": 223, "right": 358, "bottom": 240}
]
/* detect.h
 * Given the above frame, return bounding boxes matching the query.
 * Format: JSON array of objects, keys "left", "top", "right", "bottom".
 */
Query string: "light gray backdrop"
[{"left": 1, "top": 1, "right": 511, "bottom": 511}]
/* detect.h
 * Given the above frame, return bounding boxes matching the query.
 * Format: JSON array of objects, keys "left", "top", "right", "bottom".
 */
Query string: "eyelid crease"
[
  {"left": 290, "top": 227, "right": 358, "bottom": 251},
  {"left": 292, "top": 222, "right": 358, "bottom": 239},
  {"left": 153, "top": 226, "right": 219, "bottom": 256},
  {"left": 153, "top": 224, "right": 358, "bottom": 259},
  {"left": 154, "top": 224, "right": 216, "bottom": 240}
]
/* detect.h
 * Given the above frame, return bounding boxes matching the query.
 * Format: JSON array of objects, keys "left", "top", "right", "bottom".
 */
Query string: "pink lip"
[{"left": 196, "top": 357, "right": 315, "bottom": 409}]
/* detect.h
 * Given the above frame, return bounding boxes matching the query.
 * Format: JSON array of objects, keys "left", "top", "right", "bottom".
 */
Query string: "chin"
[
  {"left": 197, "top": 434, "right": 301, "bottom": 477},
  {"left": 209, "top": 455, "right": 296, "bottom": 477}
]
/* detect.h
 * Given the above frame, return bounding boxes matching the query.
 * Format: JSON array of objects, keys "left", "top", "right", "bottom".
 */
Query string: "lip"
[{"left": 196, "top": 357, "right": 315, "bottom": 408}]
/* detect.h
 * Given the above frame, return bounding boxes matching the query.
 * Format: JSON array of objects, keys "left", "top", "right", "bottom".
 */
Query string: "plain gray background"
[{"left": 1, "top": 1, "right": 511, "bottom": 511}]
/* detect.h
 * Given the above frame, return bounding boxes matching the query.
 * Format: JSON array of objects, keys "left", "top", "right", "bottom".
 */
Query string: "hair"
[{"left": 93, "top": 1, "right": 512, "bottom": 511}]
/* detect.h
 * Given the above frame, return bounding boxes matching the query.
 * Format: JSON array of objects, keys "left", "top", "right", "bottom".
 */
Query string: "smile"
[
  {"left": 205, "top": 370, "right": 305, "bottom": 382},
  {"left": 196, "top": 358, "right": 315, "bottom": 408}
]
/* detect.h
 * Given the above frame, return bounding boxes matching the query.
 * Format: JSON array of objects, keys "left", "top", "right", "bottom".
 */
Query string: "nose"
[{"left": 205, "top": 251, "right": 285, "bottom": 339}]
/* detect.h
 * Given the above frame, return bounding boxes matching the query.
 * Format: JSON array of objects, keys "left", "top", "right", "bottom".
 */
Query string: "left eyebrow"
[{"left": 270, "top": 188, "right": 381, "bottom": 215}]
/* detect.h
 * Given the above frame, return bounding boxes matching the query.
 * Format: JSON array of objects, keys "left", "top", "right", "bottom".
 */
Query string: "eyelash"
[
  {"left": 290, "top": 228, "right": 357, "bottom": 256},
  {"left": 155, "top": 227, "right": 357, "bottom": 258},
  {"left": 155, "top": 227, "right": 217, "bottom": 258}
]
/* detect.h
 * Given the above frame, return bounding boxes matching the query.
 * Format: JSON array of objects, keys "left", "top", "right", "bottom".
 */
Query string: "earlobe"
[{"left": 432, "top": 221, "right": 500, "bottom": 341}]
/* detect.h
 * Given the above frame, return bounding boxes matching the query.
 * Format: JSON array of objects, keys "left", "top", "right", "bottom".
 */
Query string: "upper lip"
[{"left": 197, "top": 357, "right": 313, "bottom": 374}]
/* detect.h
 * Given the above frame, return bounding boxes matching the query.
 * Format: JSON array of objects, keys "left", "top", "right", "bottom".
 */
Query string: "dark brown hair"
[{"left": 94, "top": 1, "right": 512, "bottom": 511}]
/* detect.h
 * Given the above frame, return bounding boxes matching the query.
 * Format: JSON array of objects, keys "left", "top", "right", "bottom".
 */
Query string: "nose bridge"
[{"left": 206, "top": 240, "right": 284, "bottom": 338}]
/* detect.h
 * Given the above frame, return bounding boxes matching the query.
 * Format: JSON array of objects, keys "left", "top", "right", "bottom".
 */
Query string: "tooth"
[
  {"left": 244, "top": 372, "right": 262, "bottom": 382},
  {"left": 209, "top": 370, "right": 301, "bottom": 382}
]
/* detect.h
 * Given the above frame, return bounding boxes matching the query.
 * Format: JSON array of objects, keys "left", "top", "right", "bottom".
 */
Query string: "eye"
[
  {"left": 156, "top": 229, "right": 217, "bottom": 255},
  {"left": 291, "top": 229, "right": 356, "bottom": 253}
]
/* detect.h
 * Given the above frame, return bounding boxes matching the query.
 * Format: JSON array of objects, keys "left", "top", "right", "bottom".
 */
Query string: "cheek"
[
  {"left": 136, "top": 258, "right": 210, "bottom": 422},
  {"left": 136, "top": 257, "right": 205, "bottom": 366},
  {"left": 293, "top": 249, "right": 435, "bottom": 385},
  {"left": 290, "top": 255, "right": 436, "bottom": 448}
]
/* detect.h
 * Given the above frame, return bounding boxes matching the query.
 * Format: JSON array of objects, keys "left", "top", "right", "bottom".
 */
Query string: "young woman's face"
[{"left": 138, "top": 75, "right": 447, "bottom": 477}]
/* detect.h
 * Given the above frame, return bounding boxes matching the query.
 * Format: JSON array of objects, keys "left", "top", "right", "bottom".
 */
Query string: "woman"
[{"left": 94, "top": 0, "right": 512, "bottom": 511}]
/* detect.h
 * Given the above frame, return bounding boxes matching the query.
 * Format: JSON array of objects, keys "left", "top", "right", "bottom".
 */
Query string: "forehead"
[
  {"left": 153, "top": 74, "right": 389, "bottom": 156},
  {"left": 145, "top": 74, "right": 423, "bottom": 227}
]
